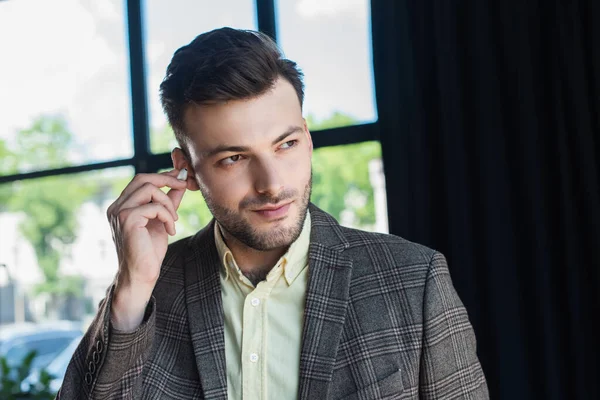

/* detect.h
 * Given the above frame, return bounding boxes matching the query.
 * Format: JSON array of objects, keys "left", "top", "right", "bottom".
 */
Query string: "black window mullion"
[
  {"left": 311, "top": 123, "right": 379, "bottom": 148},
  {"left": 0, "top": 159, "right": 135, "bottom": 184},
  {"left": 127, "top": 0, "right": 151, "bottom": 173},
  {"left": 255, "top": 0, "right": 278, "bottom": 42}
]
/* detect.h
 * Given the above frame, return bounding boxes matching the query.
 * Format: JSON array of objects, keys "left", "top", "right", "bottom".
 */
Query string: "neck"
[{"left": 220, "top": 228, "right": 288, "bottom": 279}]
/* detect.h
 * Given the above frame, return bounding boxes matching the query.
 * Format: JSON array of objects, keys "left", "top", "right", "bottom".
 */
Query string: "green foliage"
[
  {"left": 150, "top": 124, "right": 178, "bottom": 155},
  {"left": 0, "top": 138, "right": 17, "bottom": 175},
  {"left": 308, "top": 113, "right": 381, "bottom": 227},
  {"left": 173, "top": 192, "right": 213, "bottom": 241},
  {"left": 305, "top": 111, "right": 358, "bottom": 131},
  {"left": 312, "top": 141, "right": 381, "bottom": 226},
  {"left": 33, "top": 276, "right": 85, "bottom": 298},
  {"left": 3, "top": 116, "right": 95, "bottom": 299},
  {"left": 0, "top": 351, "right": 55, "bottom": 400},
  {"left": 8, "top": 175, "right": 93, "bottom": 297},
  {"left": 15, "top": 116, "right": 74, "bottom": 172}
]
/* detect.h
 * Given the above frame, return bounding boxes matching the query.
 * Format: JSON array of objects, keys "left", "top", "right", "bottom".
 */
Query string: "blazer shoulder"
[{"left": 338, "top": 226, "right": 437, "bottom": 268}]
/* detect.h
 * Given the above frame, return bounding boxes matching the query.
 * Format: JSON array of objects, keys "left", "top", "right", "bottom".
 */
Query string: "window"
[
  {"left": 0, "top": 0, "right": 133, "bottom": 173},
  {"left": 276, "top": 0, "right": 377, "bottom": 129}
]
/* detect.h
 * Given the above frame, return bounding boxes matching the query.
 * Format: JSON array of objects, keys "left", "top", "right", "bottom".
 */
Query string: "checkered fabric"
[{"left": 57, "top": 204, "right": 488, "bottom": 399}]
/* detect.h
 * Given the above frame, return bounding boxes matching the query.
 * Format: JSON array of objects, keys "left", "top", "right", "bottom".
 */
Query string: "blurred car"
[
  {"left": 21, "top": 334, "right": 83, "bottom": 393},
  {"left": 0, "top": 321, "right": 83, "bottom": 385}
]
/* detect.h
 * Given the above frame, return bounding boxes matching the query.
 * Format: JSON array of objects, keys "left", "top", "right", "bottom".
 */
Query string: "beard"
[{"left": 199, "top": 174, "right": 312, "bottom": 251}]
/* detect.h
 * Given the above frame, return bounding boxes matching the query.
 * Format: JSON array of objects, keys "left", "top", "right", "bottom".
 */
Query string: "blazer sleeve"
[
  {"left": 418, "top": 252, "right": 489, "bottom": 399},
  {"left": 56, "top": 284, "right": 156, "bottom": 399}
]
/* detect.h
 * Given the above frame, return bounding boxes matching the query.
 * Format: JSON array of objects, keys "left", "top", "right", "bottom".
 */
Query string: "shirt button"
[
  {"left": 249, "top": 353, "right": 259, "bottom": 363},
  {"left": 251, "top": 298, "right": 260, "bottom": 307}
]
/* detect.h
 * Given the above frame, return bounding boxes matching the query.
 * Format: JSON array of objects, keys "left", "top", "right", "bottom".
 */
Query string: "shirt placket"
[{"left": 241, "top": 276, "right": 276, "bottom": 400}]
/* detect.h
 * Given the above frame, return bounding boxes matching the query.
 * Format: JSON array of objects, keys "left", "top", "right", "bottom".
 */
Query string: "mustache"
[{"left": 240, "top": 189, "right": 297, "bottom": 209}]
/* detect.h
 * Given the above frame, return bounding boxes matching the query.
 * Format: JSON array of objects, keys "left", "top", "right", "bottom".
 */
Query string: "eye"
[
  {"left": 280, "top": 140, "right": 297, "bottom": 150},
  {"left": 221, "top": 154, "right": 242, "bottom": 166}
]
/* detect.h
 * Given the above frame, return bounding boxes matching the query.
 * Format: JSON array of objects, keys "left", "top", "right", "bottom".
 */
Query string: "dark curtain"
[{"left": 371, "top": 0, "right": 600, "bottom": 399}]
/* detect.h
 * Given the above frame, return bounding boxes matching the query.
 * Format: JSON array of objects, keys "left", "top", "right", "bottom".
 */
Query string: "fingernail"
[{"left": 177, "top": 168, "right": 188, "bottom": 181}]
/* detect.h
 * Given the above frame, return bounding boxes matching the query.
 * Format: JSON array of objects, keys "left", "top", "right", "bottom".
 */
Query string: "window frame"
[{"left": 0, "top": 0, "right": 379, "bottom": 184}]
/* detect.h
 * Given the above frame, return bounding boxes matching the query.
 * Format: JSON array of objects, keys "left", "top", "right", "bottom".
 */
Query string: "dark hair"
[{"left": 160, "top": 27, "right": 304, "bottom": 145}]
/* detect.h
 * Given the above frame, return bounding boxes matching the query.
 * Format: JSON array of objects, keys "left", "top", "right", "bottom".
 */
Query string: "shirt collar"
[{"left": 213, "top": 209, "right": 311, "bottom": 286}]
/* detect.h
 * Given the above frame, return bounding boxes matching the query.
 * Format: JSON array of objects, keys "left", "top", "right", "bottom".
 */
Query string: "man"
[{"left": 58, "top": 28, "right": 488, "bottom": 399}]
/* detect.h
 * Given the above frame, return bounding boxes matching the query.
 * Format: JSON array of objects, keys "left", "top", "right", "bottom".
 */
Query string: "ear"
[
  {"left": 303, "top": 119, "right": 313, "bottom": 155},
  {"left": 171, "top": 147, "right": 200, "bottom": 191}
]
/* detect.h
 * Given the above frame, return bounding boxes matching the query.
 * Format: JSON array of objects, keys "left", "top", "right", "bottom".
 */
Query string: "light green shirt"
[{"left": 214, "top": 211, "right": 311, "bottom": 400}]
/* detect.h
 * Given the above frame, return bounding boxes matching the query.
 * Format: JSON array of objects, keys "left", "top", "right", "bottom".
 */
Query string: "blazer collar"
[
  {"left": 298, "top": 204, "right": 353, "bottom": 399},
  {"left": 307, "top": 203, "right": 351, "bottom": 251}
]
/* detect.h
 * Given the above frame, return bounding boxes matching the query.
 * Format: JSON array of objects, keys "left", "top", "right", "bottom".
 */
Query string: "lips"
[{"left": 252, "top": 202, "right": 292, "bottom": 219}]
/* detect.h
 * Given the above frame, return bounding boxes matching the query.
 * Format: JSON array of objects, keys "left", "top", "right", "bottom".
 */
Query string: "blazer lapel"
[
  {"left": 299, "top": 205, "right": 353, "bottom": 399},
  {"left": 184, "top": 222, "right": 228, "bottom": 400}
]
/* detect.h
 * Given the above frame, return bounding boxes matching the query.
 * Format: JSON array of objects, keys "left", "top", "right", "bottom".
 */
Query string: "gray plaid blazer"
[{"left": 58, "top": 204, "right": 488, "bottom": 399}]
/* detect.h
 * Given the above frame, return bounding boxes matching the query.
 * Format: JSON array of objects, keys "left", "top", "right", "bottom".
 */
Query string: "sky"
[{"left": 0, "top": 0, "right": 377, "bottom": 170}]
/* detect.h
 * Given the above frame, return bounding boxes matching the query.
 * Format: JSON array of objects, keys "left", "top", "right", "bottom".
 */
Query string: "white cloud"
[
  {"left": 296, "top": 0, "right": 367, "bottom": 20},
  {"left": 0, "top": 0, "right": 133, "bottom": 162},
  {"left": 89, "top": 0, "right": 121, "bottom": 22}
]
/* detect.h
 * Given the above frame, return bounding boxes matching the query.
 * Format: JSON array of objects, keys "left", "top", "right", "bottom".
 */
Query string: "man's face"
[{"left": 181, "top": 77, "right": 313, "bottom": 251}]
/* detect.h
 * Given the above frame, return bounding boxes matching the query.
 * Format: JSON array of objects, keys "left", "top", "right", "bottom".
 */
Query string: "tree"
[
  {"left": 307, "top": 112, "right": 381, "bottom": 228},
  {"left": 0, "top": 138, "right": 17, "bottom": 174},
  {"left": 0, "top": 351, "right": 55, "bottom": 399},
  {"left": 5, "top": 116, "right": 95, "bottom": 308},
  {"left": 150, "top": 123, "right": 179, "bottom": 155},
  {"left": 305, "top": 111, "right": 357, "bottom": 131},
  {"left": 15, "top": 117, "right": 75, "bottom": 172}
]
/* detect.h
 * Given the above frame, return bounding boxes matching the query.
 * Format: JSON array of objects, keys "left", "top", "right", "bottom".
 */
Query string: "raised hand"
[{"left": 106, "top": 169, "right": 188, "bottom": 331}]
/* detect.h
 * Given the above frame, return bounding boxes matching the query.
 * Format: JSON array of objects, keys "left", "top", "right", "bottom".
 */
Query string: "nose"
[{"left": 253, "top": 157, "right": 284, "bottom": 198}]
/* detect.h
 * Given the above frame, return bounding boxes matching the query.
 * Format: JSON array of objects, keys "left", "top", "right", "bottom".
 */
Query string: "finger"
[
  {"left": 121, "top": 203, "right": 176, "bottom": 236},
  {"left": 167, "top": 187, "right": 186, "bottom": 211},
  {"left": 120, "top": 170, "right": 188, "bottom": 200},
  {"left": 119, "top": 183, "right": 179, "bottom": 221},
  {"left": 106, "top": 198, "right": 117, "bottom": 219}
]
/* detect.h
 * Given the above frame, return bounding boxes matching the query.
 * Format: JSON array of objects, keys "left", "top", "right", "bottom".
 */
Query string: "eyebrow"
[
  {"left": 202, "top": 125, "right": 304, "bottom": 158},
  {"left": 271, "top": 125, "right": 304, "bottom": 146}
]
